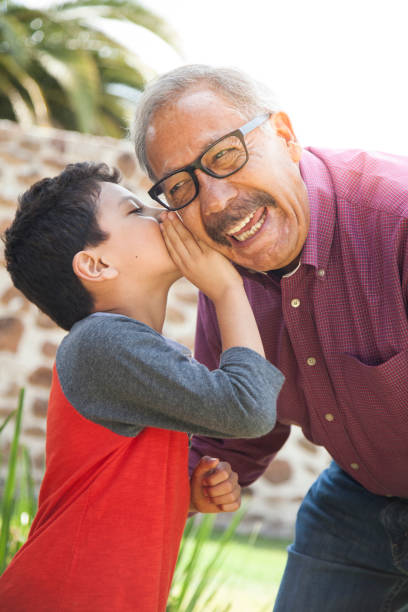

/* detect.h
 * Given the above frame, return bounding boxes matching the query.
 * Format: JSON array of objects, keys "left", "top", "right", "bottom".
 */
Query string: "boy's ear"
[{"left": 72, "top": 251, "right": 118, "bottom": 283}]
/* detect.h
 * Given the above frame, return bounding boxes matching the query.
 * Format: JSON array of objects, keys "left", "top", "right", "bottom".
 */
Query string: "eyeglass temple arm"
[{"left": 240, "top": 113, "right": 271, "bottom": 136}]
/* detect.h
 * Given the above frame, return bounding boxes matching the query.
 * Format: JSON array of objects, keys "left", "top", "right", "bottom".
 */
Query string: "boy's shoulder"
[
  {"left": 57, "top": 312, "right": 190, "bottom": 375},
  {"left": 53, "top": 312, "right": 194, "bottom": 438},
  {"left": 56, "top": 314, "right": 157, "bottom": 375},
  {"left": 60, "top": 312, "right": 159, "bottom": 350}
]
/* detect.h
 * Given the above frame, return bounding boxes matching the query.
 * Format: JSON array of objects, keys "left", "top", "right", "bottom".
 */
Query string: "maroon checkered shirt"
[{"left": 190, "top": 147, "right": 408, "bottom": 497}]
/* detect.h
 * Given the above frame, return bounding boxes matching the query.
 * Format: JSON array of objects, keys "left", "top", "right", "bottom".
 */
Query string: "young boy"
[{"left": 0, "top": 162, "right": 284, "bottom": 611}]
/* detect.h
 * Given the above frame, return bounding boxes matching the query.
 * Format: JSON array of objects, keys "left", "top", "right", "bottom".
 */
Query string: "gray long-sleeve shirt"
[{"left": 56, "top": 312, "right": 284, "bottom": 438}]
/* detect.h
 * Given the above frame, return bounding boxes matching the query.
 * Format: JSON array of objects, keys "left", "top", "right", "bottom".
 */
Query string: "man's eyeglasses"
[{"left": 148, "top": 113, "right": 270, "bottom": 211}]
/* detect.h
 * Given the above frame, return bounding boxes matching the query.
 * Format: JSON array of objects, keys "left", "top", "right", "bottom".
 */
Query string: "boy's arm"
[
  {"left": 189, "top": 292, "right": 291, "bottom": 488},
  {"left": 161, "top": 214, "right": 289, "bottom": 488},
  {"left": 160, "top": 212, "right": 265, "bottom": 357},
  {"left": 57, "top": 314, "right": 282, "bottom": 439},
  {"left": 57, "top": 216, "right": 283, "bottom": 440}
]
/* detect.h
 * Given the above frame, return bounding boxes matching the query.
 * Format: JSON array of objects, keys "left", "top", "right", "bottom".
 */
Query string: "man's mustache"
[{"left": 204, "top": 190, "right": 277, "bottom": 247}]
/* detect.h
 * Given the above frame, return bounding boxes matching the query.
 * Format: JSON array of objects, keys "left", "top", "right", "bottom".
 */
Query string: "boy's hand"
[
  {"left": 160, "top": 212, "right": 243, "bottom": 302},
  {"left": 190, "top": 456, "right": 241, "bottom": 513}
]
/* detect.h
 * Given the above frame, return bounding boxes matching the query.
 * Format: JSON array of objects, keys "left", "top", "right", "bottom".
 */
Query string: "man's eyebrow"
[{"left": 158, "top": 132, "right": 226, "bottom": 178}]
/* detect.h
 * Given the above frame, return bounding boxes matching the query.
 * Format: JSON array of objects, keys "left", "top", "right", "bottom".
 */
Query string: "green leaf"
[
  {"left": 184, "top": 509, "right": 245, "bottom": 612},
  {"left": 0, "top": 0, "right": 178, "bottom": 136},
  {"left": 0, "top": 410, "right": 16, "bottom": 435},
  {"left": 0, "top": 388, "right": 25, "bottom": 574}
]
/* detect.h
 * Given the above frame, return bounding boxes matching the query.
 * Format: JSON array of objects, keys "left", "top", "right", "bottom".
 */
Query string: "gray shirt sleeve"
[{"left": 56, "top": 313, "right": 284, "bottom": 438}]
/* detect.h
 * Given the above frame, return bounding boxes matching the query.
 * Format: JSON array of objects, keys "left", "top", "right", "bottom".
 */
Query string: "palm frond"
[{"left": 0, "top": 0, "right": 178, "bottom": 136}]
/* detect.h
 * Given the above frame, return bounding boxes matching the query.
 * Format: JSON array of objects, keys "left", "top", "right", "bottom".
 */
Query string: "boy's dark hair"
[{"left": 3, "top": 162, "right": 120, "bottom": 330}]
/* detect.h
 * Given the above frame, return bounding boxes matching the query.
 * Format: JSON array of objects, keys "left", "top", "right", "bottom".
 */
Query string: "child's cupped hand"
[
  {"left": 190, "top": 456, "right": 241, "bottom": 514},
  {"left": 160, "top": 212, "right": 243, "bottom": 302}
]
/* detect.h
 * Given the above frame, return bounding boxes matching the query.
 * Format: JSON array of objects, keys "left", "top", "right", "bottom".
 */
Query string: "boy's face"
[{"left": 95, "top": 181, "right": 180, "bottom": 283}]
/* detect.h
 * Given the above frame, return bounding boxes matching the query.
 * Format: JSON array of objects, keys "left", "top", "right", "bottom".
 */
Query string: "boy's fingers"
[
  {"left": 205, "top": 473, "right": 238, "bottom": 497},
  {"left": 160, "top": 217, "right": 191, "bottom": 264},
  {"left": 193, "top": 456, "right": 219, "bottom": 479},
  {"left": 203, "top": 461, "right": 237, "bottom": 487},
  {"left": 195, "top": 237, "right": 212, "bottom": 254},
  {"left": 207, "top": 483, "right": 241, "bottom": 506},
  {"left": 217, "top": 501, "right": 241, "bottom": 512},
  {"left": 161, "top": 224, "right": 189, "bottom": 265},
  {"left": 160, "top": 223, "right": 185, "bottom": 267},
  {"left": 166, "top": 213, "right": 203, "bottom": 257}
]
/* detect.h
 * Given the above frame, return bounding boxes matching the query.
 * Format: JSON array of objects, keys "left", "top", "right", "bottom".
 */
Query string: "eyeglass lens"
[{"left": 157, "top": 134, "right": 247, "bottom": 209}]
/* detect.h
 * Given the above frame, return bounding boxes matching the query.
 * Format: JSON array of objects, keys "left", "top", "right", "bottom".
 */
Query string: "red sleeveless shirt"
[{"left": 0, "top": 367, "right": 190, "bottom": 611}]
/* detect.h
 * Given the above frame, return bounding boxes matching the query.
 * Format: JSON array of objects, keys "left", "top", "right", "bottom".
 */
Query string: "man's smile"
[
  {"left": 203, "top": 189, "right": 277, "bottom": 247},
  {"left": 226, "top": 207, "right": 267, "bottom": 242}
]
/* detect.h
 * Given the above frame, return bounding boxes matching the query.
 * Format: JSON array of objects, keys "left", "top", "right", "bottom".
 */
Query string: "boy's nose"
[{"left": 143, "top": 205, "right": 163, "bottom": 221}]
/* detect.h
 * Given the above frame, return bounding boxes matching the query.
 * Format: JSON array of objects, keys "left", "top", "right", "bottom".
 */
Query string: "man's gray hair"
[{"left": 133, "top": 64, "right": 279, "bottom": 179}]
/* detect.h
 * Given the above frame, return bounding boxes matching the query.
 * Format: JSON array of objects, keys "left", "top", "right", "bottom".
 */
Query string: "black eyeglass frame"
[{"left": 148, "top": 112, "right": 271, "bottom": 211}]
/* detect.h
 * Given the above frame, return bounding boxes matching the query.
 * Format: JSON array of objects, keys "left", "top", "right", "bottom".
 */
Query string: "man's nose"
[{"left": 196, "top": 172, "right": 238, "bottom": 217}]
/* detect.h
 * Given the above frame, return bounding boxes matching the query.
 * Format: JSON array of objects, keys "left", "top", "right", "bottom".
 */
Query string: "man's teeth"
[
  {"left": 227, "top": 210, "right": 257, "bottom": 235},
  {"left": 227, "top": 210, "right": 267, "bottom": 242}
]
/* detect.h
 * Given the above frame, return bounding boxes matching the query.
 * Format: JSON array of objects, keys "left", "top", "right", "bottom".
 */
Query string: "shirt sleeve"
[
  {"left": 191, "top": 291, "right": 291, "bottom": 487},
  {"left": 56, "top": 314, "right": 284, "bottom": 439}
]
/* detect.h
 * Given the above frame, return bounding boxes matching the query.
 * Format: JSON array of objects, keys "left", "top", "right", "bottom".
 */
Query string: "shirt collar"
[{"left": 299, "top": 147, "right": 336, "bottom": 271}]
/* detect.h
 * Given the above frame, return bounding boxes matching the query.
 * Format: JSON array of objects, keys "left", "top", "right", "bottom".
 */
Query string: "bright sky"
[
  {"left": 27, "top": 0, "right": 408, "bottom": 155},
  {"left": 129, "top": 0, "right": 408, "bottom": 155}
]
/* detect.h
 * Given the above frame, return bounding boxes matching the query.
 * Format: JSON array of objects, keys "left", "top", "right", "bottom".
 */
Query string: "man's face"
[{"left": 145, "top": 87, "right": 310, "bottom": 272}]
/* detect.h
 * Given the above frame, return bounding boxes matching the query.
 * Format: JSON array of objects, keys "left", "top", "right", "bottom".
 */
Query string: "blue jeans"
[{"left": 273, "top": 462, "right": 408, "bottom": 611}]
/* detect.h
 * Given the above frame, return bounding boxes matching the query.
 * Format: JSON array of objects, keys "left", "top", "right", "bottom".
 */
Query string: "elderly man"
[{"left": 134, "top": 64, "right": 408, "bottom": 611}]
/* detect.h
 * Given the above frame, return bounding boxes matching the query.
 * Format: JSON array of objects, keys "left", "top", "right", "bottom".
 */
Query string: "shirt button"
[
  {"left": 350, "top": 463, "right": 359, "bottom": 471},
  {"left": 291, "top": 298, "right": 300, "bottom": 308},
  {"left": 325, "top": 413, "right": 334, "bottom": 422},
  {"left": 317, "top": 269, "right": 325, "bottom": 278},
  {"left": 307, "top": 357, "right": 316, "bottom": 366}
]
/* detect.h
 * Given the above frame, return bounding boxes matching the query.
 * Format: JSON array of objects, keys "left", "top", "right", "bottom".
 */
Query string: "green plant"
[
  {"left": 0, "top": 388, "right": 36, "bottom": 574},
  {"left": 0, "top": 0, "right": 177, "bottom": 136},
  {"left": 167, "top": 509, "right": 249, "bottom": 612}
]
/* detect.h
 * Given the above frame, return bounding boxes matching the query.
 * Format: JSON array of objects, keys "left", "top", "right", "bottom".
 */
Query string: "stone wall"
[{"left": 0, "top": 119, "right": 331, "bottom": 538}]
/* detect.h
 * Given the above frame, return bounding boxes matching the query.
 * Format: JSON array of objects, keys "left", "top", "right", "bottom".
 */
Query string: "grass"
[
  {"left": 178, "top": 524, "right": 290, "bottom": 611},
  {"left": 0, "top": 389, "right": 37, "bottom": 572}
]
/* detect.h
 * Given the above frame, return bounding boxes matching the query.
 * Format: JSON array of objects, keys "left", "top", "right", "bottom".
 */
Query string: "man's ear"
[
  {"left": 72, "top": 251, "right": 118, "bottom": 283},
  {"left": 270, "top": 111, "right": 302, "bottom": 163}
]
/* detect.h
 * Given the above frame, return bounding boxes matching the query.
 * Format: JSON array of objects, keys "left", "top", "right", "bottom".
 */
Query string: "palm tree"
[{"left": 0, "top": 0, "right": 178, "bottom": 137}]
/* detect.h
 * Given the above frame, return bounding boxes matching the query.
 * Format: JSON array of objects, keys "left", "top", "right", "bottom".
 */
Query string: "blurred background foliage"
[{"left": 0, "top": 0, "right": 177, "bottom": 137}]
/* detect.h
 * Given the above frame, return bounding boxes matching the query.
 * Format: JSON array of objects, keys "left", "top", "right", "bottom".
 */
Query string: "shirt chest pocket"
[
  {"left": 339, "top": 349, "right": 408, "bottom": 417},
  {"left": 337, "top": 350, "right": 408, "bottom": 495}
]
